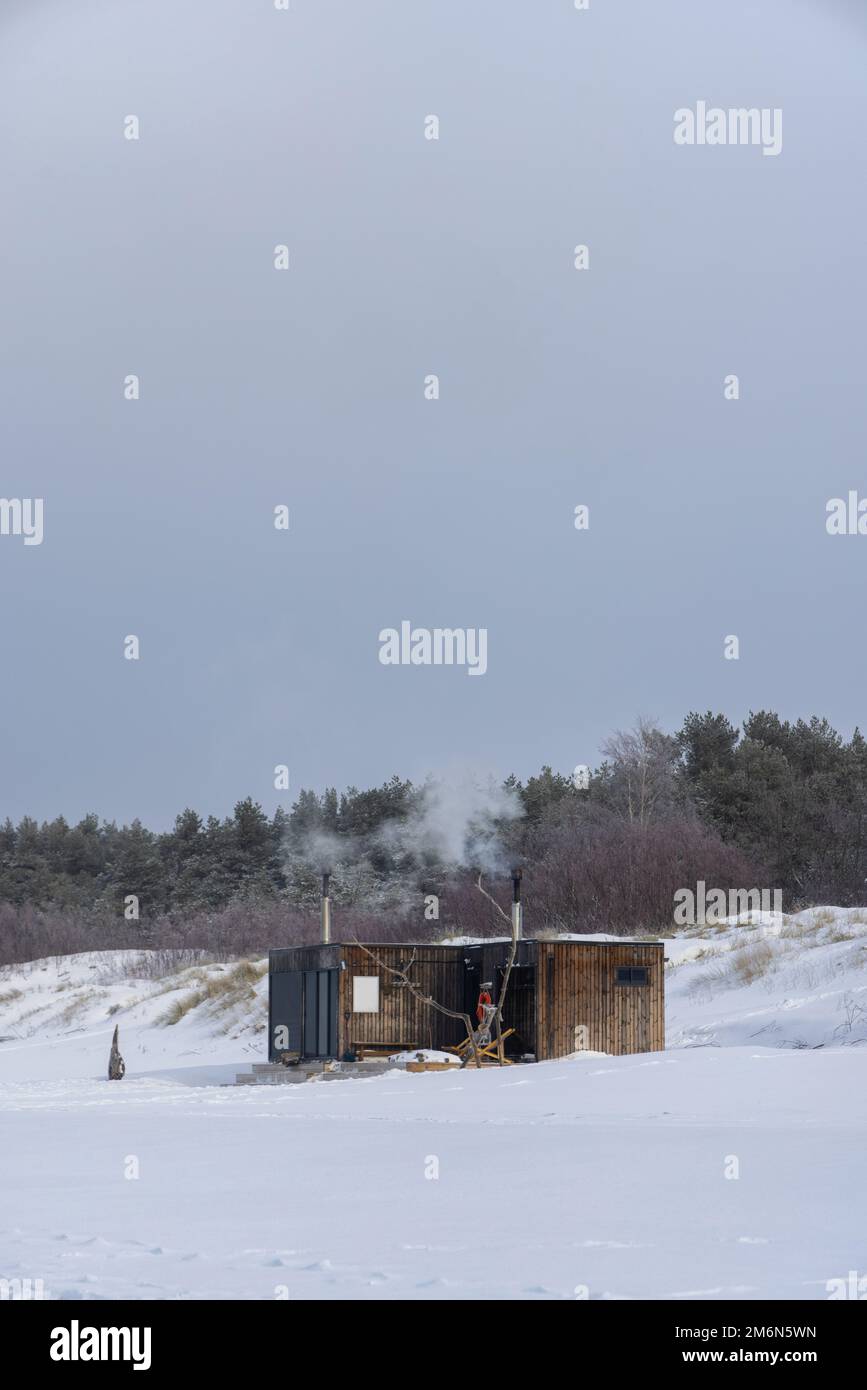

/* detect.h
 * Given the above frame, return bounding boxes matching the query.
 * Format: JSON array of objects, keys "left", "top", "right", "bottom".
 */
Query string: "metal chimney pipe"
[
  {"left": 511, "top": 867, "right": 523, "bottom": 940},
  {"left": 321, "top": 871, "right": 331, "bottom": 944}
]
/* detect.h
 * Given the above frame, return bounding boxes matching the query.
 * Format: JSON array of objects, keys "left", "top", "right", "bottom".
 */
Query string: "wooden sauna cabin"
[{"left": 267, "top": 937, "right": 665, "bottom": 1065}]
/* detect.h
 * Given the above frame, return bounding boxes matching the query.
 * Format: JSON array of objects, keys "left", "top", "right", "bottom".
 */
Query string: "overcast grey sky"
[{"left": 1, "top": 0, "right": 865, "bottom": 828}]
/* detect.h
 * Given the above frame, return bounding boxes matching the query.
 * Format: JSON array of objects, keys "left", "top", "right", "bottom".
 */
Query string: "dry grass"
[
  {"left": 684, "top": 944, "right": 723, "bottom": 965},
  {"left": 13, "top": 1001, "right": 56, "bottom": 1024},
  {"left": 158, "top": 959, "right": 267, "bottom": 1027},
  {"left": 809, "top": 908, "right": 836, "bottom": 929},
  {"left": 820, "top": 927, "right": 855, "bottom": 945},
  {"left": 781, "top": 915, "right": 860, "bottom": 948},
  {"left": 688, "top": 939, "right": 777, "bottom": 995},
  {"left": 151, "top": 966, "right": 213, "bottom": 997},
  {"left": 0, "top": 988, "right": 23, "bottom": 1006},
  {"left": 780, "top": 920, "right": 820, "bottom": 943},
  {"left": 726, "top": 940, "right": 776, "bottom": 985},
  {"left": 58, "top": 990, "right": 99, "bottom": 1024},
  {"left": 106, "top": 999, "right": 139, "bottom": 1017}
]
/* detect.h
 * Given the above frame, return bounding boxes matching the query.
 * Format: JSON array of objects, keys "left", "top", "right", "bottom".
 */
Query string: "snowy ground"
[{"left": 1, "top": 910, "right": 866, "bottom": 1301}]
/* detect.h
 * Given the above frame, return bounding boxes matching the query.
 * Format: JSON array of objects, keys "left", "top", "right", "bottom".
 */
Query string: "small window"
[
  {"left": 352, "top": 976, "right": 380, "bottom": 1013},
  {"left": 615, "top": 966, "right": 648, "bottom": 987}
]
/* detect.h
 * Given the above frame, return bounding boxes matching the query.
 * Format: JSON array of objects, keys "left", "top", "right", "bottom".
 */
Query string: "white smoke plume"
[
  {"left": 282, "top": 771, "right": 524, "bottom": 910},
  {"left": 376, "top": 772, "right": 522, "bottom": 874}
]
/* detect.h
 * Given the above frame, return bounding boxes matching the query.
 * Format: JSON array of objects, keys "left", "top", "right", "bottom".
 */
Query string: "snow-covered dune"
[
  {"left": 3, "top": 907, "right": 865, "bottom": 1081},
  {"left": 665, "top": 906, "right": 867, "bottom": 1050},
  {"left": 1, "top": 915, "right": 865, "bottom": 1301},
  {"left": 0, "top": 951, "right": 267, "bottom": 1085}
]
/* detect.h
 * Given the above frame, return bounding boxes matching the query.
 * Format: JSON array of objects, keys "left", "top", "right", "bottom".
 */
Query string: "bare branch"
[
  {"left": 354, "top": 941, "right": 483, "bottom": 1069},
  {"left": 475, "top": 872, "right": 511, "bottom": 923},
  {"left": 475, "top": 872, "right": 520, "bottom": 1065}
]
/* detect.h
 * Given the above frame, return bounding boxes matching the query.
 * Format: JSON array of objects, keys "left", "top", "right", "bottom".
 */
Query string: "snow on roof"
[{"left": 435, "top": 934, "right": 663, "bottom": 946}]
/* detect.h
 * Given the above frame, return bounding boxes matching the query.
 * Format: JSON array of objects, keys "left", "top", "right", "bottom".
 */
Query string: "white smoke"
[
  {"left": 375, "top": 771, "right": 522, "bottom": 874},
  {"left": 282, "top": 770, "right": 524, "bottom": 910},
  {"left": 301, "top": 830, "right": 346, "bottom": 873}
]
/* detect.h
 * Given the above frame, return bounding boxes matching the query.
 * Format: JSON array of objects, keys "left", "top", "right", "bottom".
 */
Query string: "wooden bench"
[{"left": 352, "top": 1042, "right": 414, "bottom": 1062}]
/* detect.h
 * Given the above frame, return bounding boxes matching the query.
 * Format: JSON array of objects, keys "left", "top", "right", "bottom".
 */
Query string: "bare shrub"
[
  {"left": 0, "top": 807, "right": 773, "bottom": 962},
  {"left": 518, "top": 810, "right": 767, "bottom": 936}
]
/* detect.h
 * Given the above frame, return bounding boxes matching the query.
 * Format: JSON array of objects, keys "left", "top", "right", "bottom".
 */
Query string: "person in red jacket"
[{"left": 476, "top": 983, "right": 493, "bottom": 1023}]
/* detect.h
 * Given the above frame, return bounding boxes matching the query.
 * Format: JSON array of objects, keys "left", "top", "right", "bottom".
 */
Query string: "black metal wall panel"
[
  {"left": 303, "top": 971, "right": 317, "bottom": 1056},
  {"left": 268, "top": 969, "right": 302, "bottom": 1060},
  {"left": 317, "top": 971, "right": 329, "bottom": 1056}
]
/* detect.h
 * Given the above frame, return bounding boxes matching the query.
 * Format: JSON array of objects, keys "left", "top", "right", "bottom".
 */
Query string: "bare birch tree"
[
  {"left": 599, "top": 716, "right": 682, "bottom": 828},
  {"left": 474, "top": 872, "right": 519, "bottom": 1064}
]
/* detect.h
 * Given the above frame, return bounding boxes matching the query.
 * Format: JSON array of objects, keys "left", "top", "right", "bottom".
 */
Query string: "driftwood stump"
[{"left": 108, "top": 1024, "right": 126, "bottom": 1081}]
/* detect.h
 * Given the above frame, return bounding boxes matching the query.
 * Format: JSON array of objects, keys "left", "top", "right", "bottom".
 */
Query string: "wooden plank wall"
[
  {"left": 270, "top": 941, "right": 666, "bottom": 1060},
  {"left": 535, "top": 943, "right": 665, "bottom": 1059},
  {"left": 338, "top": 944, "right": 467, "bottom": 1054}
]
